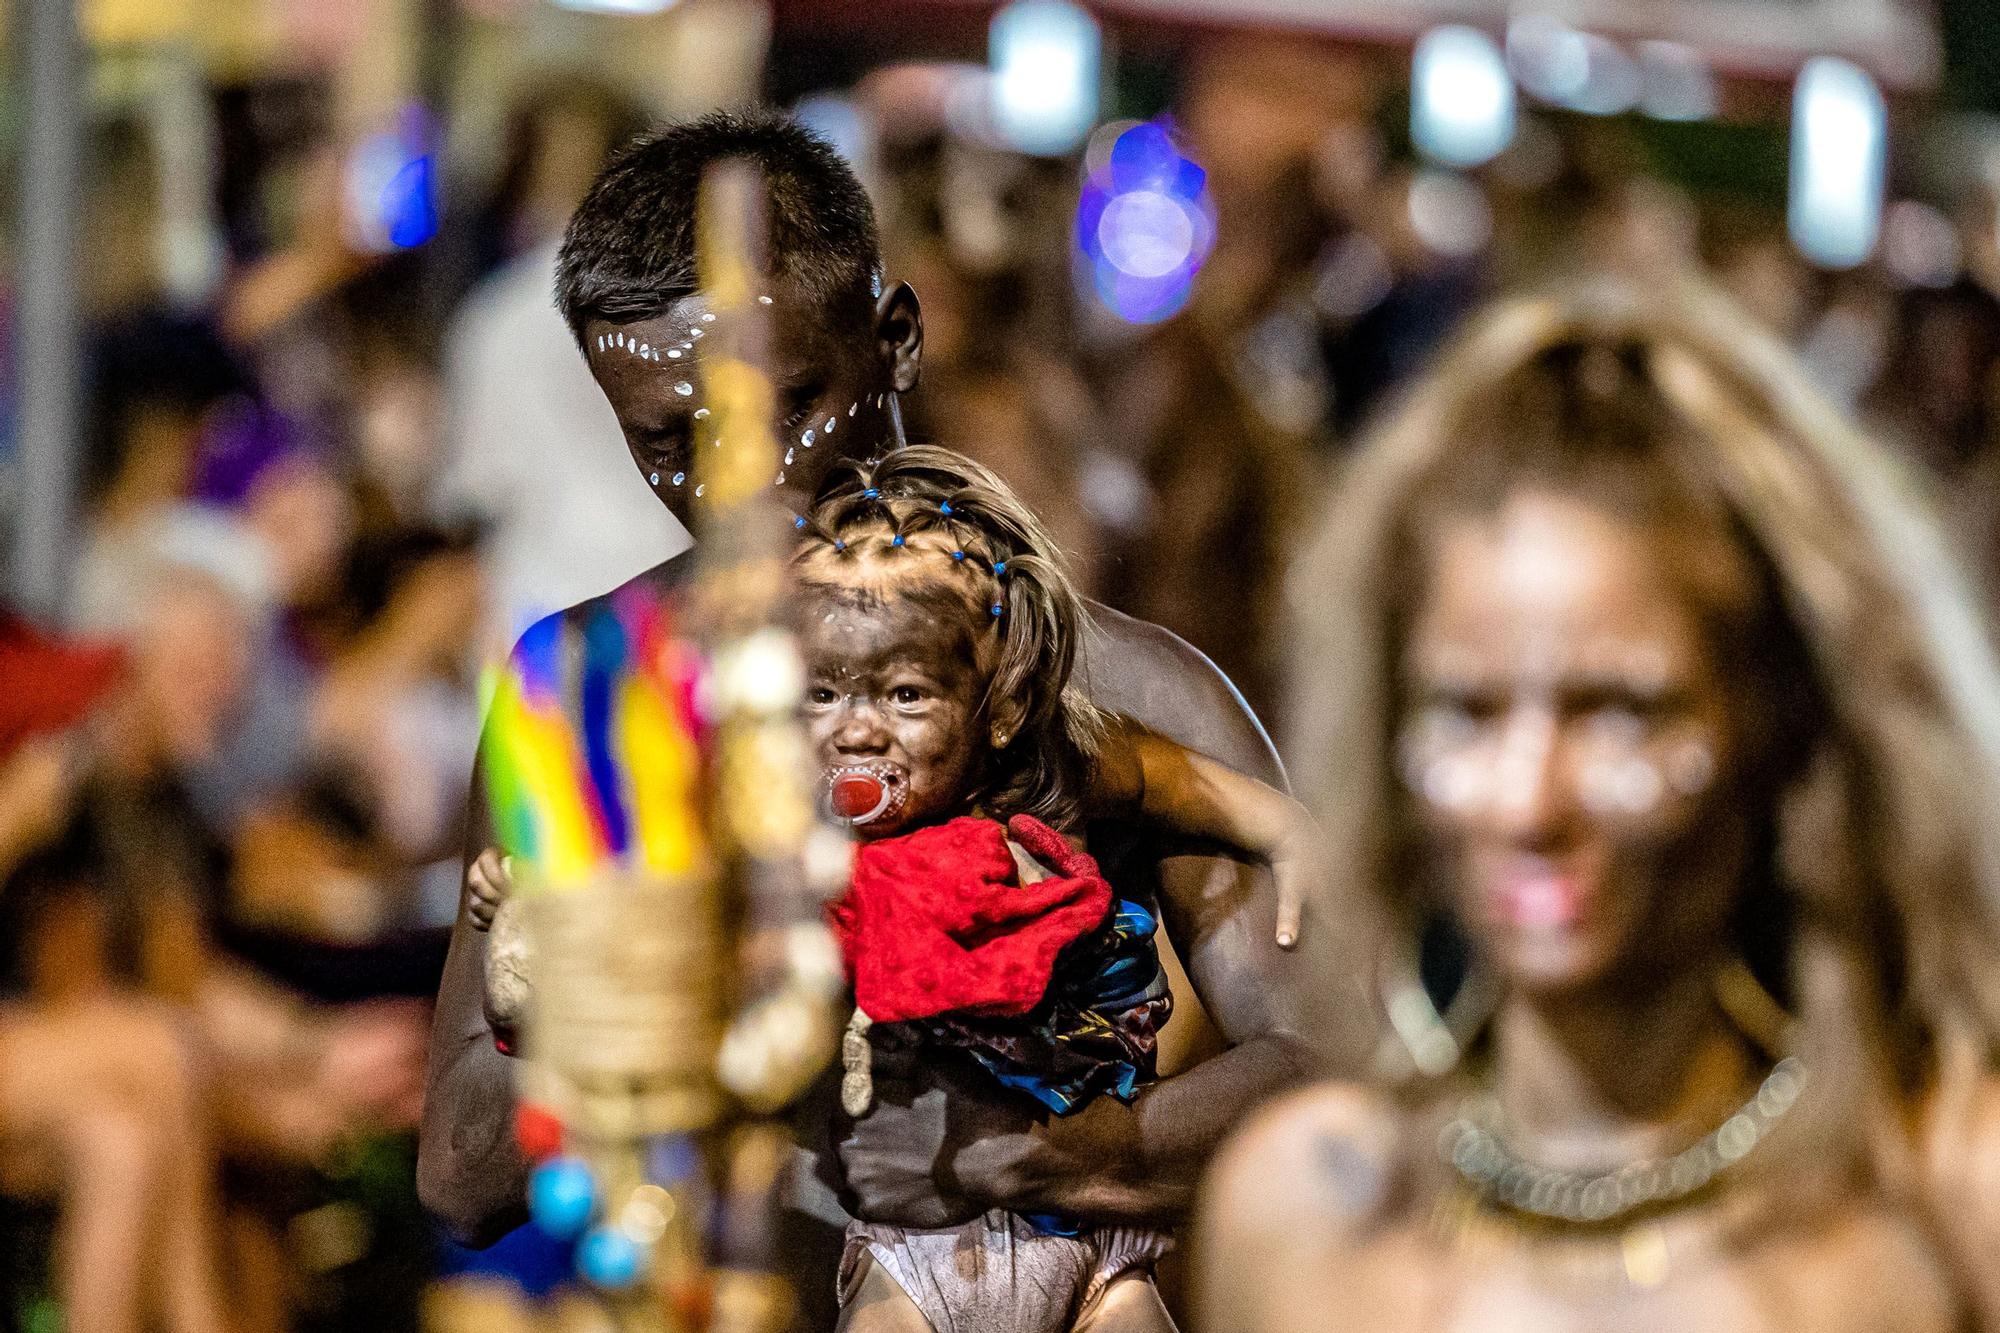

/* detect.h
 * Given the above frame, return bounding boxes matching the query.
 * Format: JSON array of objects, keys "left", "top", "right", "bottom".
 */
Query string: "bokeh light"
[
  {"left": 550, "top": 0, "right": 681, "bottom": 13},
  {"left": 1789, "top": 56, "right": 1887, "bottom": 270},
  {"left": 1638, "top": 41, "right": 1718, "bottom": 121},
  {"left": 1074, "top": 121, "right": 1215, "bottom": 324},
  {"left": 344, "top": 107, "right": 440, "bottom": 253},
  {"left": 1881, "top": 200, "right": 1962, "bottom": 289},
  {"left": 1412, "top": 26, "right": 1515, "bottom": 168},
  {"left": 990, "top": 0, "right": 1101, "bottom": 157}
]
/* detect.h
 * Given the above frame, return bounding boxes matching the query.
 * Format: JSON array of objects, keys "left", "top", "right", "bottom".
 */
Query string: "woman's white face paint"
[
  {"left": 1399, "top": 673, "right": 1716, "bottom": 822},
  {"left": 1396, "top": 491, "right": 1758, "bottom": 993}
]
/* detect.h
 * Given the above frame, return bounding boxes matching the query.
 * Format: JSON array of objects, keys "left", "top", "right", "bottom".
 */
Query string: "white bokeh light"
[
  {"left": 1412, "top": 26, "right": 1516, "bottom": 169},
  {"left": 990, "top": 1, "right": 1101, "bottom": 157},
  {"left": 1098, "top": 191, "right": 1197, "bottom": 278},
  {"left": 1789, "top": 57, "right": 1887, "bottom": 270}
]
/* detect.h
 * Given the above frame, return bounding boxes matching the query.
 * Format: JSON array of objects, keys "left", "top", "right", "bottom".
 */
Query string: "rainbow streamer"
[{"left": 480, "top": 598, "right": 710, "bottom": 891}]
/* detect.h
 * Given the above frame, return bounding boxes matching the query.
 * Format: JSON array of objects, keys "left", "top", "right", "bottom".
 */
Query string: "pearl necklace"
[{"left": 1439, "top": 1056, "right": 1808, "bottom": 1226}]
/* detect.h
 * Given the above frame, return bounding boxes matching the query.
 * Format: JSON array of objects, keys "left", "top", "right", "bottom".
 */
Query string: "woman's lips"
[{"left": 1491, "top": 860, "right": 1585, "bottom": 930}]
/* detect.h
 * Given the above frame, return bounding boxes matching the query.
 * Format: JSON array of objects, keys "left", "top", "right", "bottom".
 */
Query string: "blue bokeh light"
[
  {"left": 577, "top": 1226, "right": 643, "bottom": 1289},
  {"left": 1075, "top": 122, "right": 1214, "bottom": 325},
  {"left": 528, "top": 1155, "right": 598, "bottom": 1240},
  {"left": 345, "top": 106, "right": 441, "bottom": 253}
]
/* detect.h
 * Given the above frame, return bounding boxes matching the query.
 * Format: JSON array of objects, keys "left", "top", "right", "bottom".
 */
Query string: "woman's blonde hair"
[{"left": 1290, "top": 277, "right": 2000, "bottom": 1124}]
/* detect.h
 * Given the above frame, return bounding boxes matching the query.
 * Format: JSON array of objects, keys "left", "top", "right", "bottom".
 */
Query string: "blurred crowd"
[{"left": 5, "top": 18, "right": 2000, "bottom": 1332}]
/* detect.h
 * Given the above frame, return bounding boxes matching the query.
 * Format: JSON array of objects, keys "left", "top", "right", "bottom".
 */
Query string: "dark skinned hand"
[{"left": 832, "top": 1024, "right": 1046, "bottom": 1229}]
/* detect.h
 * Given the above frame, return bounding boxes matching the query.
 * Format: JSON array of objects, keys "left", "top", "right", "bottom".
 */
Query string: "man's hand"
[
  {"left": 833, "top": 1028, "right": 1042, "bottom": 1229},
  {"left": 1267, "top": 808, "right": 1326, "bottom": 952}
]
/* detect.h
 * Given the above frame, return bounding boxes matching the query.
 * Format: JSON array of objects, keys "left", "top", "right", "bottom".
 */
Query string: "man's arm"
[
  {"left": 415, "top": 742, "right": 529, "bottom": 1246},
  {"left": 964, "top": 608, "right": 1333, "bottom": 1221}
]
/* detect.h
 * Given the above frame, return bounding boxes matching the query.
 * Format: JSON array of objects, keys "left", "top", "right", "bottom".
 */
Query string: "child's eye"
[
  {"left": 890, "top": 685, "right": 925, "bottom": 706},
  {"left": 807, "top": 686, "right": 838, "bottom": 706}
]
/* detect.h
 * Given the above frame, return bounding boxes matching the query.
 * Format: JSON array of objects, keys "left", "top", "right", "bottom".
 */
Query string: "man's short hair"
[{"left": 554, "top": 108, "right": 880, "bottom": 345}]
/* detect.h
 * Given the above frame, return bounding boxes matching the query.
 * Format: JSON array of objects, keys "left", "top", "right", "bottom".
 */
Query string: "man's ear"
[{"left": 874, "top": 281, "right": 923, "bottom": 394}]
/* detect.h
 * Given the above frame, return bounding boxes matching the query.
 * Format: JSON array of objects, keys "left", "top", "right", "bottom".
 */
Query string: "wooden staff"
[
  {"left": 507, "top": 158, "right": 845, "bottom": 1332},
  {"left": 691, "top": 157, "right": 851, "bottom": 1333}
]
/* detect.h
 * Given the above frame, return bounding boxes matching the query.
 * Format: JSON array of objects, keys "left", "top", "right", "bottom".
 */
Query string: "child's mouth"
[{"left": 822, "top": 761, "right": 908, "bottom": 827}]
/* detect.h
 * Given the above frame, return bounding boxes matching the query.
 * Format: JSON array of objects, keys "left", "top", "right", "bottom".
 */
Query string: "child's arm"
[
  {"left": 466, "top": 849, "right": 508, "bottom": 930},
  {"left": 464, "top": 848, "right": 530, "bottom": 1044},
  {"left": 1092, "top": 717, "right": 1320, "bottom": 949}
]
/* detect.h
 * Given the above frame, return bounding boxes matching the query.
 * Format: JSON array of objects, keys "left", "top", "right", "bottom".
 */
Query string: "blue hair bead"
[
  {"left": 991, "top": 603, "right": 1004, "bottom": 616},
  {"left": 940, "top": 501, "right": 954, "bottom": 516},
  {"left": 835, "top": 539, "right": 847, "bottom": 552},
  {"left": 992, "top": 561, "right": 1007, "bottom": 575},
  {"left": 891, "top": 534, "right": 905, "bottom": 547},
  {"left": 862, "top": 488, "right": 880, "bottom": 499},
  {"left": 952, "top": 550, "right": 966, "bottom": 561},
  {"left": 793, "top": 516, "right": 807, "bottom": 529}
]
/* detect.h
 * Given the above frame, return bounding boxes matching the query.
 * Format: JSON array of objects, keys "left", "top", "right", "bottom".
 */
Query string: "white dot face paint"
[
  {"left": 694, "top": 408, "right": 710, "bottom": 420},
  {"left": 1415, "top": 754, "right": 1492, "bottom": 812},
  {"left": 675, "top": 383, "right": 694, "bottom": 397},
  {"left": 775, "top": 471, "right": 786, "bottom": 485},
  {"left": 701, "top": 313, "right": 716, "bottom": 323},
  {"left": 650, "top": 471, "right": 660, "bottom": 486},
  {"left": 616, "top": 332, "right": 626, "bottom": 347},
  {"left": 757, "top": 295, "right": 773, "bottom": 305},
  {"left": 672, "top": 472, "right": 685, "bottom": 487},
  {"left": 785, "top": 447, "right": 795, "bottom": 465},
  {"left": 695, "top": 483, "right": 706, "bottom": 498},
  {"left": 668, "top": 348, "right": 682, "bottom": 359},
  {"left": 1398, "top": 714, "right": 1491, "bottom": 814},
  {"left": 688, "top": 328, "right": 703, "bottom": 340},
  {"left": 1665, "top": 739, "right": 1716, "bottom": 797},
  {"left": 824, "top": 418, "right": 836, "bottom": 434},
  {"left": 848, "top": 402, "right": 859, "bottom": 417},
  {"left": 1579, "top": 756, "right": 1667, "bottom": 817},
  {"left": 801, "top": 430, "right": 815, "bottom": 448},
  {"left": 639, "top": 343, "right": 650, "bottom": 357}
]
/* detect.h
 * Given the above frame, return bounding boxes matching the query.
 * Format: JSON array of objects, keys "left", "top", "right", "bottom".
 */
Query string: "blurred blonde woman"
[{"left": 1198, "top": 279, "right": 2000, "bottom": 1330}]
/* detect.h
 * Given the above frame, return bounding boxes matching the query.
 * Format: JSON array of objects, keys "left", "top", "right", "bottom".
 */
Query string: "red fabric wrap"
[{"left": 830, "top": 815, "right": 1111, "bottom": 1023}]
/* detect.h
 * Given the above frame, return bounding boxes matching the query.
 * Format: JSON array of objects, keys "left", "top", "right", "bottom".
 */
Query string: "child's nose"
[{"left": 831, "top": 702, "right": 891, "bottom": 754}]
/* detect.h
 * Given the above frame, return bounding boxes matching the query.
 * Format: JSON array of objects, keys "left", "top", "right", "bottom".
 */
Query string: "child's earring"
[{"left": 991, "top": 724, "right": 1013, "bottom": 749}]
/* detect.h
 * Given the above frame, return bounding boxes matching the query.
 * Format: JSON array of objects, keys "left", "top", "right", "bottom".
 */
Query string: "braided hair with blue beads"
[{"left": 791, "top": 445, "right": 1105, "bottom": 831}]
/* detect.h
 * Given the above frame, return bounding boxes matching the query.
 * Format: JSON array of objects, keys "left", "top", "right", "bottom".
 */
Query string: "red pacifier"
[{"left": 822, "top": 761, "right": 907, "bottom": 827}]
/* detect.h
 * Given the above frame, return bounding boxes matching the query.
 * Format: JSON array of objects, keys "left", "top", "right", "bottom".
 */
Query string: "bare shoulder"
[
  {"left": 508, "top": 555, "right": 692, "bottom": 657},
  {"left": 1078, "top": 600, "right": 1284, "bottom": 786},
  {"left": 1204, "top": 1080, "right": 1405, "bottom": 1237},
  {"left": 1196, "top": 1082, "right": 1408, "bottom": 1331}
]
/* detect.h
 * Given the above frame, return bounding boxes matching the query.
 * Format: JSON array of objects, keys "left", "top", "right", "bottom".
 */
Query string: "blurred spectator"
[
  {"left": 0, "top": 619, "right": 234, "bottom": 1333},
  {"left": 453, "top": 78, "right": 652, "bottom": 294},
  {"left": 1866, "top": 280, "right": 2000, "bottom": 610},
  {"left": 432, "top": 80, "right": 686, "bottom": 655},
  {"left": 1091, "top": 319, "right": 1315, "bottom": 723}
]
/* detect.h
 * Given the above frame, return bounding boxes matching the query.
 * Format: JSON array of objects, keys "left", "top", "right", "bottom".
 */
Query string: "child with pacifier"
[
  {"left": 465, "top": 446, "right": 1320, "bottom": 1331},
  {"left": 793, "top": 447, "right": 1317, "bottom": 1332}
]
